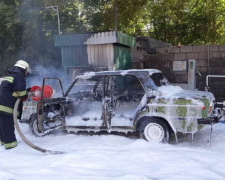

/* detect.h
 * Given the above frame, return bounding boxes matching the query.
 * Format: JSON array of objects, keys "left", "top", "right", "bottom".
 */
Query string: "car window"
[
  {"left": 44, "top": 78, "right": 64, "bottom": 98},
  {"left": 150, "top": 73, "right": 169, "bottom": 87},
  {"left": 113, "top": 75, "right": 145, "bottom": 101},
  {"left": 68, "top": 77, "right": 103, "bottom": 101},
  {"left": 125, "top": 75, "right": 143, "bottom": 91},
  {"left": 110, "top": 75, "right": 145, "bottom": 123}
]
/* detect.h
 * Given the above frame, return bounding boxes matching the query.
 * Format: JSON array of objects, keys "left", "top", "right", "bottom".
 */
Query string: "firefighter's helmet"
[{"left": 14, "top": 60, "right": 29, "bottom": 71}]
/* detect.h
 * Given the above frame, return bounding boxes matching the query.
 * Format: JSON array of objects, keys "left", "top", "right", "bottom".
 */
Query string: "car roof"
[{"left": 76, "top": 69, "right": 162, "bottom": 79}]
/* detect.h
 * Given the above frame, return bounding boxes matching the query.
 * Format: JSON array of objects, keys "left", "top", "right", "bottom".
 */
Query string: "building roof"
[{"left": 55, "top": 31, "right": 136, "bottom": 47}]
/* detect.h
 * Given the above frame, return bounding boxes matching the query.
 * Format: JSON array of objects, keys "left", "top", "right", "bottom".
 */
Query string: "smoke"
[
  {"left": 26, "top": 65, "right": 68, "bottom": 90},
  {"left": 11, "top": 1, "right": 66, "bottom": 92},
  {"left": 15, "top": 0, "right": 61, "bottom": 69}
]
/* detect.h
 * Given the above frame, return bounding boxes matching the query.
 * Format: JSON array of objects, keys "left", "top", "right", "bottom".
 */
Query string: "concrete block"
[
  {"left": 209, "top": 45, "right": 219, "bottom": 51},
  {"left": 209, "top": 59, "right": 220, "bottom": 67},
  {"left": 193, "top": 45, "right": 206, "bottom": 52},
  {"left": 149, "top": 54, "right": 161, "bottom": 61},
  {"left": 210, "top": 67, "right": 222, "bottom": 74},
  {"left": 162, "top": 54, "right": 174, "bottom": 60},
  {"left": 155, "top": 60, "right": 163, "bottom": 68},
  {"left": 212, "top": 52, "right": 221, "bottom": 59},
  {"left": 162, "top": 67, "right": 172, "bottom": 74},
  {"left": 211, "top": 82, "right": 221, "bottom": 89},
  {"left": 196, "top": 74, "right": 203, "bottom": 83},
  {"left": 186, "top": 52, "right": 199, "bottom": 59},
  {"left": 174, "top": 53, "right": 186, "bottom": 60},
  {"left": 211, "top": 89, "right": 220, "bottom": 97},
  {"left": 143, "top": 55, "right": 150, "bottom": 61},
  {"left": 220, "top": 82, "right": 225, "bottom": 89},
  {"left": 201, "top": 52, "right": 213, "bottom": 59},
  {"left": 179, "top": 74, "right": 188, "bottom": 83},
  {"left": 219, "top": 45, "right": 225, "bottom": 51},
  {"left": 221, "top": 67, "right": 225, "bottom": 74},
  {"left": 169, "top": 74, "right": 182, "bottom": 83},
  {"left": 198, "top": 52, "right": 207, "bottom": 59},
  {"left": 219, "top": 89, "right": 225, "bottom": 98},
  {"left": 221, "top": 52, "right": 225, "bottom": 58},
  {"left": 215, "top": 84, "right": 223, "bottom": 91},
  {"left": 157, "top": 48, "right": 168, "bottom": 54},
  {"left": 197, "top": 60, "right": 207, "bottom": 67},
  {"left": 174, "top": 74, "right": 180, "bottom": 82},
  {"left": 180, "top": 46, "right": 192, "bottom": 53},
  {"left": 131, "top": 62, "right": 142, "bottom": 69},
  {"left": 199, "top": 67, "right": 208, "bottom": 74},
  {"left": 144, "top": 61, "right": 156, "bottom": 68},
  {"left": 218, "top": 59, "right": 225, "bottom": 66},
  {"left": 210, "top": 77, "right": 220, "bottom": 82},
  {"left": 162, "top": 61, "right": 172, "bottom": 68},
  {"left": 168, "top": 46, "right": 179, "bottom": 53},
  {"left": 197, "top": 82, "right": 206, "bottom": 91},
  {"left": 209, "top": 52, "right": 213, "bottom": 59}
]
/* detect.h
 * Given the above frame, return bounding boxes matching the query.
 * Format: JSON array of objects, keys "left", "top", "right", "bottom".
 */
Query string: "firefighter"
[{"left": 0, "top": 60, "right": 30, "bottom": 149}]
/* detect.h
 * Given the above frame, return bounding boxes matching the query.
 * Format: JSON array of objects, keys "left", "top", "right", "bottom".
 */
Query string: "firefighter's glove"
[{"left": 26, "top": 87, "right": 31, "bottom": 92}]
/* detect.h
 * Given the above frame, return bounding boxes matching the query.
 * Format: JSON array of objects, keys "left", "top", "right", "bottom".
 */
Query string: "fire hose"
[{"left": 13, "top": 98, "right": 65, "bottom": 155}]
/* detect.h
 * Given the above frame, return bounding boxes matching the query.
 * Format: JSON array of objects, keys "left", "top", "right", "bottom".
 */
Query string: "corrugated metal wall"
[
  {"left": 55, "top": 31, "right": 136, "bottom": 72},
  {"left": 117, "top": 32, "right": 136, "bottom": 47},
  {"left": 61, "top": 46, "right": 89, "bottom": 67},
  {"left": 87, "top": 44, "right": 114, "bottom": 70},
  {"left": 55, "top": 34, "right": 93, "bottom": 46},
  {"left": 114, "top": 45, "right": 131, "bottom": 70}
]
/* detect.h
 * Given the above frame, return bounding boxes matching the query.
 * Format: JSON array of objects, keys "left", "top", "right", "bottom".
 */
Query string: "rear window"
[{"left": 150, "top": 73, "right": 169, "bottom": 87}]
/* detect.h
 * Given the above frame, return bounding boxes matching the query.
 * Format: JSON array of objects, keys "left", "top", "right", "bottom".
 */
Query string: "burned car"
[{"left": 28, "top": 69, "right": 219, "bottom": 143}]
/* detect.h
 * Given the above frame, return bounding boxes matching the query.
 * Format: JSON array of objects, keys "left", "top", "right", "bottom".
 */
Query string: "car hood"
[{"left": 158, "top": 85, "right": 215, "bottom": 100}]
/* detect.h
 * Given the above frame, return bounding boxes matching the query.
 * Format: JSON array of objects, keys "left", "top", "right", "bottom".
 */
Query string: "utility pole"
[
  {"left": 44, "top": 5, "right": 61, "bottom": 35},
  {"left": 114, "top": 0, "right": 117, "bottom": 31}
]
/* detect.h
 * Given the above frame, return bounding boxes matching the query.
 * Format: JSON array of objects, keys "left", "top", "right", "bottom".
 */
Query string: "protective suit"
[{"left": 0, "top": 60, "right": 29, "bottom": 149}]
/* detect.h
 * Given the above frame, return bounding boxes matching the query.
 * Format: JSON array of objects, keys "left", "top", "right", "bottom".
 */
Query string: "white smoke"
[{"left": 26, "top": 65, "right": 68, "bottom": 90}]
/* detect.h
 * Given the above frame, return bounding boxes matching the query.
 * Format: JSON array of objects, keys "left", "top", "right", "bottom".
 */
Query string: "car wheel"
[
  {"left": 139, "top": 118, "right": 170, "bottom": 143},
  {"left": 29, "top": 113, "right": 46, "bottom": 137}
]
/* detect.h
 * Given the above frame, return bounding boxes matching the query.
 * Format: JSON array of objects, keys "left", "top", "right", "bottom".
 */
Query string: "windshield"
[{"left": 150, "top": 73, "right": 169, "bottom": 87}]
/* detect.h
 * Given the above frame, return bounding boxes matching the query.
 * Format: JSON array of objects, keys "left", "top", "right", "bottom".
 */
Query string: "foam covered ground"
[{"left": 1, "top": 122, "right": 225, "bottom": 180}]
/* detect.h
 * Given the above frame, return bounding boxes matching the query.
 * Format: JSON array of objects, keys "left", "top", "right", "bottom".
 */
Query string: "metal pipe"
[
  {"left": 206, "top": 75, "right": 225, "bottom": 87},
  {"left": 56, "top": 6, "right": 61, "bottom": 35},
  {"left": 206, "top": 75, "right": 225, "bottom": 105},
  {"left": 207, "top": 44, "right": 210, "bottom": 75},
  {"left": 45, "top": 5, "right": 61, "bottom": 35}
]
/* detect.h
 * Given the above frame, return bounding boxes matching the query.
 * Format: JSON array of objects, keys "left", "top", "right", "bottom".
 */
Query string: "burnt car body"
[{"left": 28, "top": 69, "right": 219, "bottom": 143}]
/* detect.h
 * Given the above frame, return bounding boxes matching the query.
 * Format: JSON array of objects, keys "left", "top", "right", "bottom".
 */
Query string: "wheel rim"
[
  {"left": 32, "top": 119, "right": 45, "bottom": 136},
  {"left": 144, "top": 123, "right": 165, "bottom": 142}
]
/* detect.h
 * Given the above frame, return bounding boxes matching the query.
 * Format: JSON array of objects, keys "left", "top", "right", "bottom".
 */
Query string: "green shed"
[{"left": 54, "top": 31, "right": 136, "bottom": 82}]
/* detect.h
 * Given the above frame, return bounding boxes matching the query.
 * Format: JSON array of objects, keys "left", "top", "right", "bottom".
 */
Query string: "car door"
[
  {"left": 110, "top": 75, "right": 146, "bottom": 127},
  {"left": 102, "top": 76, "right": 114, "bottom": 130},
  {"left": 65, "top": 76, "right": 104, "bottom": 127},
  {"left": 37, "top": 78, "right": 65, "bottom": 133}
]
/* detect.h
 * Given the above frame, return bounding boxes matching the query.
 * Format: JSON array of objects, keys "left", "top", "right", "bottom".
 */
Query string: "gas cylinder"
[{"left": 30, "top": 85, "right": 53, "bottom": 101}]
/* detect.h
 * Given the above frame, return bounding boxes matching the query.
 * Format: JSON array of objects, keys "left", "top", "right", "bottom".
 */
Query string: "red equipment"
[{"left": 30, "top": 85, "right": 53, "bottom": 101}]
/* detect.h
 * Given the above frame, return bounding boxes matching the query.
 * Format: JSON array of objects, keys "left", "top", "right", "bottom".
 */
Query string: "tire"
[
  {"left": 29, "top": 113, "right": 46, "bottom": 137},
  {"left": 138, "top": 118, "right": 170, "bottom": 143}
]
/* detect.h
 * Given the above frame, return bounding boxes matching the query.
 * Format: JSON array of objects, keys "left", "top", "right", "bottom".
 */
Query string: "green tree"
[
  {"left": 1, "top": 0, "right": 225, "bottom": 76},
  {"left": 82, "top": 0, "right": 149, "bottom": 35},
  {"left": 147, "top": 0, "right": 225, "bottom": 45},
  {"left": 0, "top": 0, "right": 22, "bottom": 75}
]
